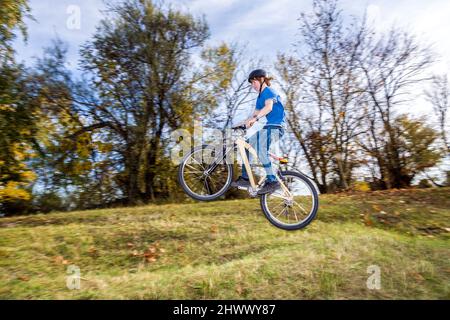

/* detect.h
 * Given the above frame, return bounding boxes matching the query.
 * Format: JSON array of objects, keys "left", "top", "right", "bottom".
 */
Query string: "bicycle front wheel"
[
  {"left": 260, "top": 170, "right": 319, "bottom": 230},
  {"left": 178, "top": 145, "right": 233, "bottom": 201}
]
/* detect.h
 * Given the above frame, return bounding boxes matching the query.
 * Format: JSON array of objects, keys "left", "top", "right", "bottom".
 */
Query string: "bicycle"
[{"left": 178, "top": 125, "right": 319, "bottom": 230}]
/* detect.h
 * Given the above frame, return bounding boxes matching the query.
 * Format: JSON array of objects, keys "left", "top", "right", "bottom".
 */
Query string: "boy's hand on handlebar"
[{"left": 245, "top": 118, "right": 257, "bottom": 128}]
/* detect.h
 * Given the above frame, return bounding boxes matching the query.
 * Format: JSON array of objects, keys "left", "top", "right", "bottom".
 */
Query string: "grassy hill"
[{"left": 0, "top": 188, "right": 449, "bottom": 299}]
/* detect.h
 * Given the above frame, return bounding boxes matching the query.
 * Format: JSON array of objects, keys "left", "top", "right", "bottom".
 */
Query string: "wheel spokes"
[
  {"left": 265, "top": 174, "right": 315, "bottom": 226},
  {"left": 182, "top": 148, "right": 231, "bottom": 198}
]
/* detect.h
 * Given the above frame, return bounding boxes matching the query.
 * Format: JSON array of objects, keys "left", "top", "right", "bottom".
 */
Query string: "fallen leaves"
[
  {"left": 129, "top": 241, "right": 166, "bottom": 263},
  {"left": 362, "top": 212, "right": 373, "bottom": 226},
  {"left": 18, "top": 275, "right": 30, "bottom": 282},
  {"left": 410, "top": 272, "right": 425, "bottom": 282},
  {"left": 88, "top": 246, "right": 98, "bottom": 257},
  {"left": 372, "top": 204, "right": 382, "bottom": 212},
  {"left": 210, "top": 225, "right": 219, "bottom": 234},
  {"left": 54, "top": 255, "right": 70, "bottom": 265}
]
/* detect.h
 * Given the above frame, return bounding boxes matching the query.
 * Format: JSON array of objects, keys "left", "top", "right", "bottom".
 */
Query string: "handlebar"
[{"left": 231, "top": 125, "right": 247, "bottom": 130}]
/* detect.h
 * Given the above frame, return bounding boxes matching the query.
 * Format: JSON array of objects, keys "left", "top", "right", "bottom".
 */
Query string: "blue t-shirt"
[{"left": 256, "top": 87, "right": 285, "bottom": 127}]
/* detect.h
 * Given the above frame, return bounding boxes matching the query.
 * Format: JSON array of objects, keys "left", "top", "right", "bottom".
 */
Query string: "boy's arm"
[
  {"left": 255, "top": 99, "right": 274, "bottom": 119},
  {"left": 246, "top": 99, "right": 273, "bottom": 127},
  {"left": 251, "top": 109, "right": 260, "bottom": 119}
]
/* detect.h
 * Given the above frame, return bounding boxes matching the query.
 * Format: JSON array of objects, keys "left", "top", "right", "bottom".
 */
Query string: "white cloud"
[
  {"left": 365, "top": 4, "right": 381, "bottom": 24},
  {"left": 229, "top": 0, "right": 303, "bottom": 30},
  {"left": 211, "top": 0, "right": 310, "bottom": 61},
  {"left": 175, "top": 0, "right": 240, "bottom": 13}
]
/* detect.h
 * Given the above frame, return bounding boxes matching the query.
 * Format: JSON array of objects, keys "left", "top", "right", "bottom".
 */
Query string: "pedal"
[{"left": 237, "top": 186, "right": 249, "bottom": 191}]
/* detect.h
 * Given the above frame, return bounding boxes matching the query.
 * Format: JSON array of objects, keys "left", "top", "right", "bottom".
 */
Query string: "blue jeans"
[{"left": 241, "top": 126, "right": 285, "bottom": 182}]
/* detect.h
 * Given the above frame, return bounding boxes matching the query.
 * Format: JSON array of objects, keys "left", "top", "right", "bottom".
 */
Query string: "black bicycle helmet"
[
  {"left": 248, "top": 69, "right": 269, "bottom": 98},
  {"left": 248, "top": 69, "right": 268, "bottom": 83}
]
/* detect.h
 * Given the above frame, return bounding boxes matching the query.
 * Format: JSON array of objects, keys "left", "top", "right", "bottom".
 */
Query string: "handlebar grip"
[{"left": 232, "top": 125, "right": 247, "bottom": 130}]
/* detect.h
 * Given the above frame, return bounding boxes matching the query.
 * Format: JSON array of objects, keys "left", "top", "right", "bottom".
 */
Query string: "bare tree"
[
  {"left": 358, "top": 26, "right": 435, "bottom": 188},
  {"left": 425, "top": 74, "right": 450, "bottom": 153},
  {"left": 276, "top": 0, "right": 369, "bottom": 192},
  {"left": 275, "top": 54, "right": 331, "bottom": 192}
]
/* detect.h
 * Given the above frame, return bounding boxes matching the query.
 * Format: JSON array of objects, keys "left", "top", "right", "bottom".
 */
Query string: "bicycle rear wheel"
[
  {"left": 260, "top": 170, "right": 319, "bottom": 230},
  {"left": 178, "top": 145, "right": 233, "bottom": 201}
]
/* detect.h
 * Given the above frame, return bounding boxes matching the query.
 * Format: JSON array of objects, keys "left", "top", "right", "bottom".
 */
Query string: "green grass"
[{"left": 0, "top": 187, "right": 449, "bottom": 299}]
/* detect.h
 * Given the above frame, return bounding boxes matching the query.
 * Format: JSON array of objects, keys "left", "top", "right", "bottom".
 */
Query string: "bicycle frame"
[{"left": 234, "top": 136, "right": 292, "bottom": 199}]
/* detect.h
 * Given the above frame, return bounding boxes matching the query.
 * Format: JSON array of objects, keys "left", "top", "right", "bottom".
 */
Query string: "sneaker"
[
  {"left": 231, "top": 176, "right": 250, "bottom": 188},
  {"left": 257, "top": 180, "right": 280, "bottom": 195}
]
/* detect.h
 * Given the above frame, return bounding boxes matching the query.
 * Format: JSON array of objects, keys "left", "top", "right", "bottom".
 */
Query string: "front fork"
[{"left": 203, "top": 145, "right": 234, "bottom": 176}]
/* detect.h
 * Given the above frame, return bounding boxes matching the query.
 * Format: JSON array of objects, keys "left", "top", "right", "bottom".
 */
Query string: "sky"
[
  {"left": 12, "top": 0, "right": 450, "bottom": 118},
  {"left": 14, "top": 0, "right": 450, "bottom": 71}
]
